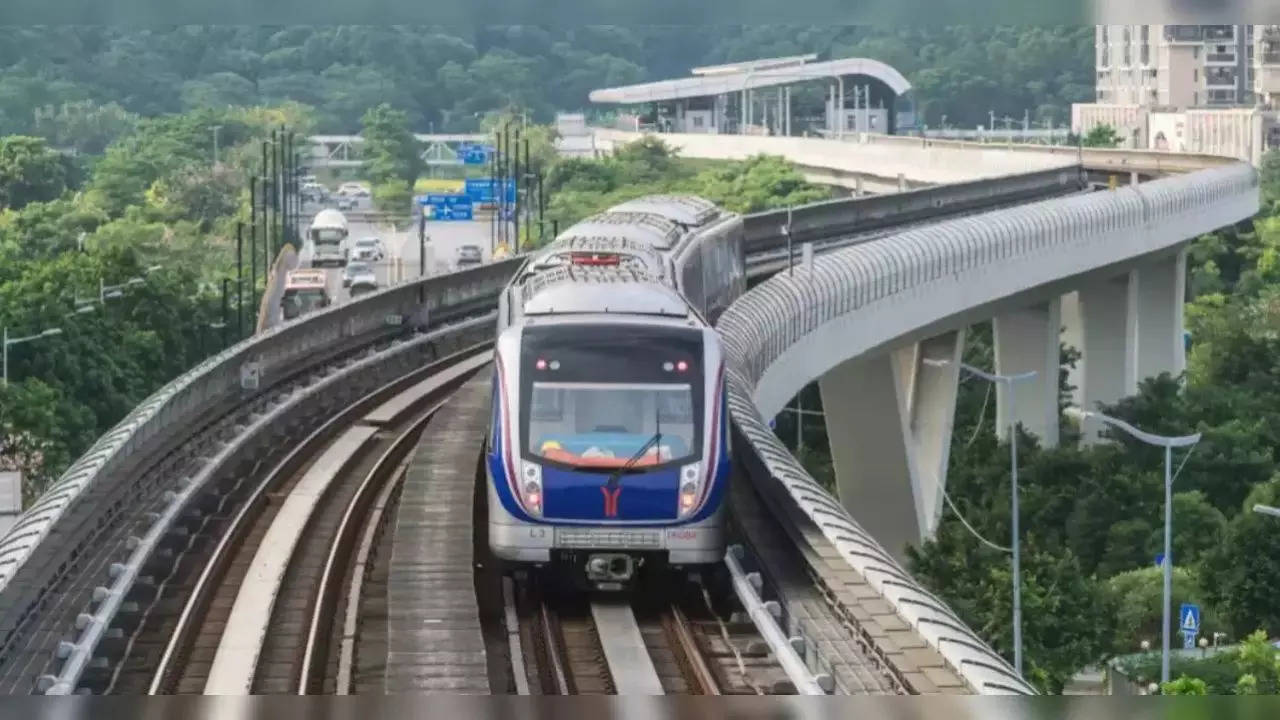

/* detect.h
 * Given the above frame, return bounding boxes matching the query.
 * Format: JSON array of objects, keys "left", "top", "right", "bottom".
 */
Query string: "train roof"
[
  {"left": 606, "top": 195, "right": 722, "bottom": 227},
  {"left": 523, "top": 235, "right": 668, "bottom": 279},
  {"left": 519, "top": 265, "right": 688, "bottom": 317},
  {"left": 555, "top": 212, "right": 684, "bottom": 249}
]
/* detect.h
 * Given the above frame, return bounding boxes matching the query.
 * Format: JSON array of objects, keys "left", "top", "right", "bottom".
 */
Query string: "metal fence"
[{"left": 714, "top": 162, "right": 1259, "bottom": 694}]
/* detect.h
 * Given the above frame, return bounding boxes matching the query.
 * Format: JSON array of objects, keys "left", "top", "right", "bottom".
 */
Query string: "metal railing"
[
  {"left": 714, "top": 161, "right": 1258, "bottom": 694},
  {"left": 0, "top": 260, "right": 521, "bottom": 643}
]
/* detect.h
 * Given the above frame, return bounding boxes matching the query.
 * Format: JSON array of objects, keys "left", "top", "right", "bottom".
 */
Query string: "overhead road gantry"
[
  {"left": 308, "top": 133, "right": 487, "bottom": 169},
  {"left": 589, "top": 55, "right": 915, "bottom": 139}
]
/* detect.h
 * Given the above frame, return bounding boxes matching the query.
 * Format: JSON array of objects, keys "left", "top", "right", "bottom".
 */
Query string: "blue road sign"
[
  {"left": 1180, "top": 603, "right": 1201, "bottom": 635},
  {"left": 420, "top": 193, "right": 473, "bottom": 221},
  {"left": 457, "top": 144, "right": 494, "bottom": 165},
  {"left": 1155, "top": 553, "right": 1171, "bottom": 567},
  {"left": 464, "top": 178, "right": 516, "bottom": 205}
]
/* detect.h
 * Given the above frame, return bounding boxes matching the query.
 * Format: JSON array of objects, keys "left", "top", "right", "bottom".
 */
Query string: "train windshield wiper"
[{"left": 605, "top": 431, "right": 662, "bottom": 488}]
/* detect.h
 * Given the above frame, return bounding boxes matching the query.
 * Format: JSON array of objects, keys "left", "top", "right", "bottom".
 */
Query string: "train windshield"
[{"left": 519, "top": 324, "right": 704, "bottom": 470}]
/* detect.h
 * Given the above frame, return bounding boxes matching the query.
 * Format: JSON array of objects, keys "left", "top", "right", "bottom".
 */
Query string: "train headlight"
[
  {"left": 677, "top": 462, "right": 702, "bottom": 517},
  {"left": 520, "top": 461, "right": 543, "bottom": 516}
]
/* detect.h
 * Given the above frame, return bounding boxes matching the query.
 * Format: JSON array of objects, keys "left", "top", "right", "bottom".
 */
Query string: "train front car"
[{"left": 488, "top": 299, "right": 729, "bottom": 591}]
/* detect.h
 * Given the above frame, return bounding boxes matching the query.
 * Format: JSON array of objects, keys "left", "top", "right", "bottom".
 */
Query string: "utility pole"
[
  {"left": 212, "top": 125, "right": 222, "bottom": 166},
  {"left": 513, "top": 127, "right": 521, "bottom": 249},
  {"left": 249, "top": 177, "right": 258, "bottom": 317},
  {"left": 261, "top": 139, "right": 270, "bottom": 283},
  {"left": 536, "top": 169, "right": 546, "bottom": 245},
  {"left": 502, "top": 121, "right": 512, "bottom": 246},
  {"left": 220, "top": 278, "right": 230, "bottom": 350},
  {"left": 236, "top": 222, "right": 244, "bottom": 340},
  {"left": 523, "top": 135, "right": 532, "bottom": 248},
  {"left": 489, "top": 127, "right": 498, "bottom": 253}
]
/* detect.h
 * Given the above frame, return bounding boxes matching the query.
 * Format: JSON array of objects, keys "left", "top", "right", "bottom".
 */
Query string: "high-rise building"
[
  {"left": 1257, "top": 25, "right": 1280, "bottom": 108},
  {"left": 1094, "top": 25, "right": 1266, "bottom": 109}
]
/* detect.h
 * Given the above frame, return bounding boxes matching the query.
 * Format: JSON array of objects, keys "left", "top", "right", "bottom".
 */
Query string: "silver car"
[{"left": 342, "top": 261, "right": 377, "bottom": 289}]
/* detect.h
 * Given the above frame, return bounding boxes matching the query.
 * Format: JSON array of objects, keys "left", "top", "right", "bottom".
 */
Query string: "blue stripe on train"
[
  {"left": 487, "top": 374, "right": 731, "bottom": 526},
  {"left": 543, "top": 466, "right": 680, "bottom": 521}
]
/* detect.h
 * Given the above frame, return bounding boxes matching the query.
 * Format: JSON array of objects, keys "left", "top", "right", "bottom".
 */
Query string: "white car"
[
  {"left": 337, "top": 182, "right": 371, "bottom": 198},
  {"left": 349, "top": 237, "right": 385, "bottom": 262},
  {"left": 342, "top": 261, "right": 378, "bottom": 289}
]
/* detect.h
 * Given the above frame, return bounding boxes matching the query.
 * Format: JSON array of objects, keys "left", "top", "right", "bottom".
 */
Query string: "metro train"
[{"left": 486, "top": 195, "right": 746, "bottom": 590}]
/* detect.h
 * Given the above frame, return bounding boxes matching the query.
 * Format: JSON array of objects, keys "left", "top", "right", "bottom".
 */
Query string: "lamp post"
[
  {"left": 211, "top": 125, "right": 222, "bottom": 166},
  {"left": 1067, "top": 407, "right": 1200, "bottom": 685},
  {"left": 924, "top": 358, "right": 1036, "bottom": 677},
  {"left": 1253, "top": 504, "right": 1280, "bottom": 519},
  {"left": 3, "top": 327, "right": 63, "bottom": 387}
]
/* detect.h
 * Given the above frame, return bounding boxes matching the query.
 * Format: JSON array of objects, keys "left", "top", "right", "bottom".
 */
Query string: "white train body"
[{"left": 485, "top": 196, "right": 745, "bottom": 588}]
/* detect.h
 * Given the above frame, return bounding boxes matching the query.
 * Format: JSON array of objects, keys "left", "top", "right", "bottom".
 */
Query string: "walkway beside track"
[{"left": 383, "top": 374, "right": 492, "bottom": 693}]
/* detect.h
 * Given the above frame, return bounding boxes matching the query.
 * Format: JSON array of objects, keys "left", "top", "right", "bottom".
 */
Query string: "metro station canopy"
[
  {"left": 589, "top": 55, "right": 911, "bottom": 105},
  {"left": 588, "top": 54, "right": 914, "bottom": 136}
]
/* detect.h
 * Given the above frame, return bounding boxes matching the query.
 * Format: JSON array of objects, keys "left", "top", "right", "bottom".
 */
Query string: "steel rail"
[
  {"left": 297, "top": 355, "right": 490, "bottom": 693},
  {"left": 724, "top": 545, "right": 827, "bottom": 695},
  {"left": 334, "top": 444, "right": 405, "bottom": 695},
  {"left": 665, "top": 604, "right": 720, "bottom": 695},
  {"left": 121, "top": 323, "right": 493, "bottom": 695}
]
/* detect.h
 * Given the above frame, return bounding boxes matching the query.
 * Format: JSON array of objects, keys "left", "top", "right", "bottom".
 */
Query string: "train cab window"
[{"left": 519, "top": 324, "right": 705, "bottom": 470}]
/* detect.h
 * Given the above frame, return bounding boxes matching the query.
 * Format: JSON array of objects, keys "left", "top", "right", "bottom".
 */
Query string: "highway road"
[{"left": 283, "top": 198, "right": 509, "bottom": 325}]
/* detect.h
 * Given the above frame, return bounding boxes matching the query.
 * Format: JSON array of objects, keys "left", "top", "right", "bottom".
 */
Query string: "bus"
[
  {"left": 281, "top": 269, "right": 330, "bottom": 320},
  {"left": 308, "top": 209, "right": 348, "bottom": 267}
]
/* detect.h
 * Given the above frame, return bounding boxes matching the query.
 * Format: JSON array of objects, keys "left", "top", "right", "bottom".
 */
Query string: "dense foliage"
[
  {"left": 0, "top": 108, "right": 303, "bottom": 499},
  {"left": 542, "top": 136, "right": 832, "bottom": 242},
  {"left": 0, "top": 26, "right": 1094, "bottom": 136}
]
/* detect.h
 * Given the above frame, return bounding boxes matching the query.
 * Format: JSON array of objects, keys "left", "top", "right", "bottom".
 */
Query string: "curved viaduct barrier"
[
  {"left": 715, "top": 162, "right": 1259, "bottom": 695},
  {"left": 0, "top": 260, "right": 520, "bottom": 632}
]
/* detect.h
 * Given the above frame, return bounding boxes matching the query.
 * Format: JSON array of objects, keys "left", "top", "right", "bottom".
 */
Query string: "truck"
[
  {"left": 281, "top": 269, "right": 330, "bottom": 320},
  {"left": 308, "top": 209, "right": 348, "bottom": 267}
]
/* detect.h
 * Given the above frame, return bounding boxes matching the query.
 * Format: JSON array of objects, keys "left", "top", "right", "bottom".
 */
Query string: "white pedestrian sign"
[{"left": 1180, "top": 603, "right": 1201, "bottom": 635}]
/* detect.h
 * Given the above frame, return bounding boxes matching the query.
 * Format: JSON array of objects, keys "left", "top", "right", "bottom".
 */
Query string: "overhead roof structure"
[
  {"left": 690, "top": 54, "right": 818, "bottom": 76},
  {"left": 588, "top": 57, "right": 912, "bottom": 105}
]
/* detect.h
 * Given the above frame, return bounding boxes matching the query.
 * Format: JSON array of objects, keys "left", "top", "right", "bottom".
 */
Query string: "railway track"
[
  {"left": 507, "top": 571, "right": 799, "bottom": 696},
  {"left": 10, "top": 324, "right": 482, "bottom": 695},
  {"left": 135, "top": 346, "right": 491, "bottom": 695}
]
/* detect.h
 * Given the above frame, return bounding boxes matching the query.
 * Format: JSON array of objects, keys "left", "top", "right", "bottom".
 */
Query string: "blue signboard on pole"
[
  {"left": 1180, "top": 603, "right": 1201, "bottom": 649},
  {"left": 464, "top": 178, "right": 516, "bottom": 205},
  {"left": 457, "top": 144, "right": 494, "bottom": 165},
  {"left": 420, "top": 193, "right": 473, "bottom": 221}
]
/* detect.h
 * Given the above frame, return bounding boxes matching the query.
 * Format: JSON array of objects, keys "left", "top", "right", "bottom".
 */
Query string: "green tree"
[
  {"left": 360, "top": 103, "right": 421, "bottom": 187},
  {"left": 32, "top": 100, "right": 139, "bottom": 155},
  {"left": 1233, "top": 630, "right": 1280, "bottom": 694},
  {"left": 372, "top": 180, "right": 412, "bottom": 215},
  {"left": 694, "top": 155, "right": 831, "bottom": 214},
  {"left": 0, "top": 136, "right": 69, "bottom": 210},
  {"left": 1201, "top": 480, "right": 1280, "bottom": 638},
  {"left": 1104, "top": 566, "right": 1221, "bottom": 656},
  {"left": 1162, "top": 674, "right": 1209, "bottom": 695},
  {"left": 1081, "top": 124, "right": 1123, "bottom": 148}
]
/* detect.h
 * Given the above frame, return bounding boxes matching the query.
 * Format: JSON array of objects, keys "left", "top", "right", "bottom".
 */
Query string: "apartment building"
[{"left": 1079, "top": 24, "right": 1280, "bottom": 163}]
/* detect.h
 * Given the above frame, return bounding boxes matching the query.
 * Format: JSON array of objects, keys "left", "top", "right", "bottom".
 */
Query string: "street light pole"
[
  {"left": 922, "top": 358, "right": 1035, "bottom": 677},
  {"left": 212, "top": 125, "right": 222, "bottom": 165},
  {"left": 3, "top": 326, "right": 63, "bottom": 387},
  {"left": 1253, "top": 504, "right": 1280, "bottom": 518},
  {"left": 1068, "top": 408, "right": 1200, "bottom": 685}
]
